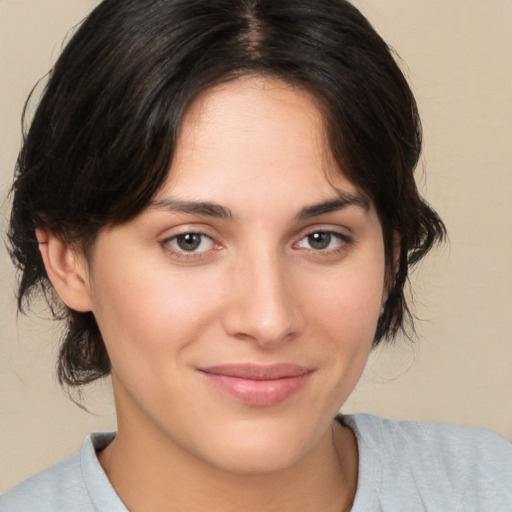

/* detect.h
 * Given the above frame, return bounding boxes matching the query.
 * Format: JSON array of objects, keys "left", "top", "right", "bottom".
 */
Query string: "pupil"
[
  {"left": 177, "top": 233, "right": 201, "bottom": 251},
  {"left": 308, "top": 232, "right": 331, "bottom": 250}
]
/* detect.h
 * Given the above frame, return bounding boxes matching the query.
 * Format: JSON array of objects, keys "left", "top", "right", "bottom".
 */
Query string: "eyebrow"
[
  {"left": 149, "top": 191, "right": 369, "bottom": 221},
  {"left": 149, "top": 198, "right": 234, "bottom": 219},
  {"left": 296, "top": 192, "right": 370, "bottom": 220}
]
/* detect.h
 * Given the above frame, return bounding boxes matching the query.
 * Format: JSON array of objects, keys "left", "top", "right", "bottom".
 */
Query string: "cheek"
[
  {"left": 89, "top": 255, "right": 224, "bottom": 360},
  {"left": 302, "top": 262, "right": 385, "bottom": 341}
]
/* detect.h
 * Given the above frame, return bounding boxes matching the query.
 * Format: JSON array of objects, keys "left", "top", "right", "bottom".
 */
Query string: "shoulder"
[
  {"left": 0, "top": 432, "right": 121, "bottom": 512},
  {"left": 346, "top": 413, "right": 512, "bottom": 458},
  {"left": 343, "top": 414, "right": 512, "bottom": 510},
  {"left": 0, "top": 453, "right": 87, "bottom": 511}
]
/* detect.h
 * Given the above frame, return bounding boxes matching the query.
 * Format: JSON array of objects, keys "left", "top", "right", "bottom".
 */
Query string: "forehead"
[{"left": 158, "top": 76, "right": 361, "bottom": 207}]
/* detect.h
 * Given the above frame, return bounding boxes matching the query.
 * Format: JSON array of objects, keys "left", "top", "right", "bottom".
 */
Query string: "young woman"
[{"left": 2, "top": 0, "right": 511, "bottom": 510}]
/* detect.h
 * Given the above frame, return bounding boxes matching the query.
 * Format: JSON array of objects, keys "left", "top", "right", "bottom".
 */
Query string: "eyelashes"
[
  {"left": 160, "top": 228, "right": 353, "bottom": 262},
  {"left": 294, "top": 231, "right": 352, "bottom": 252},
  {"left": 167, "top": 232, "right": 215, "bottom": 253},
  {"left": 160, "top": 230, "right": 219, "bottom": 261}
]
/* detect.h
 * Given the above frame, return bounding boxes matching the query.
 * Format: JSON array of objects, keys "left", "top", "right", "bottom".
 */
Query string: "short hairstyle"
[{"left": 8, "top": 0, "right": 446, "bottom": 388}]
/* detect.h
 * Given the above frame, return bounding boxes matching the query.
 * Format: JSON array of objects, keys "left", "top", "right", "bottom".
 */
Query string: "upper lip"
[{"left": 198, "top": 363, "right": 314, "bottom": 380}]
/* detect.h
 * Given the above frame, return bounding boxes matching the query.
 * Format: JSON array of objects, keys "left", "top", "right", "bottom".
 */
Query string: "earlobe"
[{"left": 36, "top": 229, "right": 93, "bottom": 312}]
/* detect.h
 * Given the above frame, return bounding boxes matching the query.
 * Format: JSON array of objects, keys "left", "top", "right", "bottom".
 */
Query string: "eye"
[
  {"left": 296, "top": 231, "right": 349, "bottom": 251},
  {"left": 165, "top": 232, "right": 215, "bottom": 253}
]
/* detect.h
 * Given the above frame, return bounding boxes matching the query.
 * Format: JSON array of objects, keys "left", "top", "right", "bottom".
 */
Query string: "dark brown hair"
[{"left": 8, "top": 0, "right": 446, "bottom": 388}]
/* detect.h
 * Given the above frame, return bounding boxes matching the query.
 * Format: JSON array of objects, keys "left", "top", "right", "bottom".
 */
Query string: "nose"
[{"left": 222, "top": 250, "right": 304, "bottom": 347}]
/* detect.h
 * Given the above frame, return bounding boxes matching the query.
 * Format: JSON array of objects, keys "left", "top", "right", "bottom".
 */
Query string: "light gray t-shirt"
[{"left": 1, "top": 414, "right": 511, "bottom": 511}]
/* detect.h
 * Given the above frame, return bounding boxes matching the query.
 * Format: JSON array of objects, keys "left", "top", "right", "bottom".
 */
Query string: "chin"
[
  {"left": 207, "top": 441, "right": 307, "bottom": 475},
  {"left": 194, "top": 413, "right": 324, "bottom": 475}
]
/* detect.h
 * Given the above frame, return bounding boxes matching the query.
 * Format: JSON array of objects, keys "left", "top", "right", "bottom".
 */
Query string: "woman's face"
[{"left": 84, "top": 77, "right": 387, "bottom": 473}]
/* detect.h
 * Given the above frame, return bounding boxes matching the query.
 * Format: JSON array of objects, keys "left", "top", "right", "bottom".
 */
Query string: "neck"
[
  {"left": 99, "top": 417, "right": 358, "bottom": 512},
  {"left": 99, "top": 378, "right": 358, "bottom": 512}
]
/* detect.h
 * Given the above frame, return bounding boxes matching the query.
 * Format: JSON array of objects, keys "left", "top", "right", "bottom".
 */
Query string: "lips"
[{"left": 197, "top": 363, "right": 315, "bottom": 406}]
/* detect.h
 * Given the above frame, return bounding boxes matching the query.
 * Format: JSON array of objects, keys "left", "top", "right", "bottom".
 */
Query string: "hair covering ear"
[
  {"left": 36, "top": 229, "right": 93, "bottom": 312},
  {"left": 392, "top": 232, "right": 401, "bottom": 279},
  {"left": 383, "top": 232, "right": 401, "bottom": 306}
]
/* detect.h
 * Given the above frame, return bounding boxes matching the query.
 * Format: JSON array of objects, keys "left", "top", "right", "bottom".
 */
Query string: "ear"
[
  {"left": 383, "top": 232, "right": 401, "bottom": 304},
  {"left": 391, "top": 231, "right": 401, "bottom": 277},
  {"left": 36, "top": 229, "right": 93, "bottom": 312}
]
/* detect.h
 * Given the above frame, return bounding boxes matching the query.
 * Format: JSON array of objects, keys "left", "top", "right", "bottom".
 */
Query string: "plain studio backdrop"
[{"left": 0, "top": 0, "right": 511, "bottom": 493}]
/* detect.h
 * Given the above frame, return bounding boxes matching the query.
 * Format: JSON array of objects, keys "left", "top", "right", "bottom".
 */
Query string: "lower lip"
[{"left": 198, "top": 372, "right": 313, "bottom": 406}]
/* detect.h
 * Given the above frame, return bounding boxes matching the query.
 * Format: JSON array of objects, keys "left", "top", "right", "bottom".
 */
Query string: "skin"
[{"left": 38, "top": 76, "right": 389, "bottom": 512}]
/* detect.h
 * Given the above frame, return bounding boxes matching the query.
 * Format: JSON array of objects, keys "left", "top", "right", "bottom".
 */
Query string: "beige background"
[{"left": 1, "top": 0, "right": 511, "bottom": 493}]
